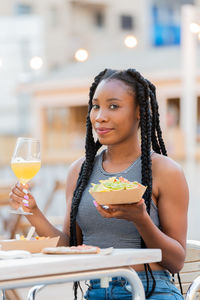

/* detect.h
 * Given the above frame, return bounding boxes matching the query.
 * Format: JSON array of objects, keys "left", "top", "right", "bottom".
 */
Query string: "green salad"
[{"left": 89, "top": 176, "right": 141, "bottom": 192}]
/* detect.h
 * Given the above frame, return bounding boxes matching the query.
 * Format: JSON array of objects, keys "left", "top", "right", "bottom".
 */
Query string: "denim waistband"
[{"left": 90, "top": 270, "right": 171, "bottom": 285}]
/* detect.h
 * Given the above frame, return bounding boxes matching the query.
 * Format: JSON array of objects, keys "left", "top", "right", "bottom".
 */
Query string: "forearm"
[
  {"left": 134, "top": 213, "right": 185, "bottom": 273},
  {"left": 26, "top": 207, "right": 69, "bottom": 246}
]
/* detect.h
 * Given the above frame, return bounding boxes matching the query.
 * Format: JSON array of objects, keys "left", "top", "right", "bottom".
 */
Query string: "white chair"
[
  {"left": 176, "top": 240, "right": 200, "bottom": 299},
  {"left": 185, "top": 275, "right": 200, "bottom": 300},
  {"left": 27, "top": 285, "right": 44, "bottom": 300}
]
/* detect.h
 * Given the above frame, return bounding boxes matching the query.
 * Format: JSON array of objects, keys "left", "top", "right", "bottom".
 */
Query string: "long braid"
[
  {"left": 146, "top": 79, "right": 161, "bottom": 153},
  {"left": 149, "top": 88, "right": 161, "bottom": 153},
  {"left": 127, "top": 69, "right": 152, "bottom": 213},
  {"left": 126, "top": 69, "right": 156, "bottom": 298},
  {"left": 147, "top": 79, "right": 167, "bottom": 156},
  {"left": 70, "top": 69, "right": 107, "bottom": 300}
]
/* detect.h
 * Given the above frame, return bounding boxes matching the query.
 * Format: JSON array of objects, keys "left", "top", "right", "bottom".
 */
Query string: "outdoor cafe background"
[{"left": 0, "top": 0, "right": 200, "bottom": 243}]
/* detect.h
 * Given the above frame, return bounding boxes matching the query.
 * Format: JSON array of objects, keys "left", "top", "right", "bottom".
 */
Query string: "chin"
[{"left": 98, "top": 137, "right": 120, "bottom": 146}]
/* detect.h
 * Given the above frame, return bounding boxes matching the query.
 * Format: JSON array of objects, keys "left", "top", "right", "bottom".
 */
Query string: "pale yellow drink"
[{"left": 11, "top": 161, "right": 41, "bottom": 184}]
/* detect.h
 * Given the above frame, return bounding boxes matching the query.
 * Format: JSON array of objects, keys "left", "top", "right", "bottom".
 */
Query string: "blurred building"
[
  {"left": 0, "top": 0, "right": 200, "bottom": 164},
  {"left": 0, "top": 0, "right": 199, "bottom": 70}
]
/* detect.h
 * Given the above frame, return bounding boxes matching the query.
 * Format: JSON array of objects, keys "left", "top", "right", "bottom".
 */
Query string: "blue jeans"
[{"left": 84, "top": 270, "right": 183, "bottom": 299}]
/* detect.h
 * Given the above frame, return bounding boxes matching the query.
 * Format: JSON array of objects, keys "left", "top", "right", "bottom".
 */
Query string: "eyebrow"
[{"left": 92, "top": 97, "right": 122, "bottom": 102}]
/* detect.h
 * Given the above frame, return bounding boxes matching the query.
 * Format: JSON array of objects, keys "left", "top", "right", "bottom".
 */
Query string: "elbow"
[
  {"left": 166, "top": 253, "right": 185, "bottom": 274},
  {"left": 168, "top": 261, "right": 184, "bottom": 274},
  {"left": 162, "top": 249, "right": 185, "bottom": 274}
]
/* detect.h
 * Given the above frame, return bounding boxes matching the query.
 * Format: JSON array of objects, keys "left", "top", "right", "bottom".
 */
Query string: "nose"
[{"left": 95, "top": 108, "right": 108, "bottom": 122}]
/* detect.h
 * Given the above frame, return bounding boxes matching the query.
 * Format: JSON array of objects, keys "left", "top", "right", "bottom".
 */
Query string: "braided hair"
[{"left": 69, "top": 68, "right": 167, "bottom": 299}]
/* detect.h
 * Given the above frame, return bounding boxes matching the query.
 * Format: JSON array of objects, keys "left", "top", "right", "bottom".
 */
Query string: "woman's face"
[{"left": 90, "top": 79, "right": 140, "bottom": 146}]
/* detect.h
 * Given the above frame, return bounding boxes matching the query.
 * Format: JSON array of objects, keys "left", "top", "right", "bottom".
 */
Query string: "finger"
[
  {"left": 95, "top": 204, "right": 119, "bottom": 218},
  {"left": 12, "top": 185, "right": 34, "bottom": 201},
  {"left": 109, "top": 204, "right": 129, "bottom": 211},
  {"left": 10, "top": 194, "right": 23, "bottom": 205},
  {"left": 22, "top": 201, "right": 31, "bottom": 211},
  {"left": 136, "top": 198, "right": 144, "bottom": 204},
  {"left": 10, "top": 193, "right": 32, "bottom": 210},
  {"left": 15, "top": 182, "right": 30, "bottom": 194},
  {"left": 23, "top": 193, "right": 36, "bottom": 209},
  {"left": 135, "top": 198, "right": 146, "bottom": 208},
  {"left": 11, "top": 186, "right": 25, "bottom": 198},
  {"left": 10, "top": 189, "right": 29, "bottom": 203},
  {"left": 109, "top": 198, "right": 145, "bottom": 209}
]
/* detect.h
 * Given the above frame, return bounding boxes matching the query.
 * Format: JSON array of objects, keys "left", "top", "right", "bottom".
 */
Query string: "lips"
[{"left": 95, "top": 127, "right": 113, "bottom": 135}]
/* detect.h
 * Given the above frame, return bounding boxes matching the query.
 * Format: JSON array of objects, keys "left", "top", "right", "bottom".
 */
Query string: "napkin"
[{"left": 0, "top": 250, "right": 32, "bottom": 259}]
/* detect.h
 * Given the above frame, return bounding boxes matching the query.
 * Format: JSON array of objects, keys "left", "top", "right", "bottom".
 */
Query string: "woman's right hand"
[{"left": 9, "top": 183, "right": 38, "bottom": 214}]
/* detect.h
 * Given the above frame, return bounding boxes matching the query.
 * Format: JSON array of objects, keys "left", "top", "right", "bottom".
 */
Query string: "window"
[
  {"left": 167, "top": 98, "right": 180, "bottom": 128},
  {"left": 94, "top": 11, "right": 104, "bottom": 28},
  {"left": 151, "top": 4, "right": 181, "bottom": 46},
  {"left": 151, "top": 0, "right": 194, "bottom": 46},
  {"left": 120, "top": 15, "right": 134, "bottom": 30},
  {"left": 15, "top": 4, "right": 32, "bottom": 15}
]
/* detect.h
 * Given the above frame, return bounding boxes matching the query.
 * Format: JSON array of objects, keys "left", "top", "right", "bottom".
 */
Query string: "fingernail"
[
  {"left": 102, "top": 205, "right": 109, "bottom": 210},
  {"left": 24, "top": 195, "right": 29, "bottom": 200},
  {"left": 93, "top": 200, "right": 98, "bottom": 207},
  {"left": 23, "top": 188, "right": 28, "bottom": 194},
  {"left": 23, "top": 200, "right": 29, "bottom": 207},
  {"left": 17, "top": 182, "right": 20, "bottom": 188}
]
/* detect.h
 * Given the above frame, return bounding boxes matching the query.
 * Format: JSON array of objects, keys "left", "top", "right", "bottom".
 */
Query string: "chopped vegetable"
[{"left": 89, "top": 176, "right": 140, "bottom": 192}]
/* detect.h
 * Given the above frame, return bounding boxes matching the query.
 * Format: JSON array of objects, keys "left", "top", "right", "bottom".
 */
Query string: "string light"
[
  {"left": 74, "top": 49, "right": 89, "bottom": 62},
  {"left": 30, "top": 56, "right": 43, "bottom": 70},
  {"left": 124, "top": 35, "right": 138, "bottom": 48},
  {"left": 190, "top": 22, "right": 200, "bottom": 33}
]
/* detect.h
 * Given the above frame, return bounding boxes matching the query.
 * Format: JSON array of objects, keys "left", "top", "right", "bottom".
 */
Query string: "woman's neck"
[{"left": 104, "top": 137, "right": 141, "bottom": 165}]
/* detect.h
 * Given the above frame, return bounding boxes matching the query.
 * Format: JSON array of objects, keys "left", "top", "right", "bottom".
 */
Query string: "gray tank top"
[{"left": 76, "top": 150, "right": 160, "bottom": 248}]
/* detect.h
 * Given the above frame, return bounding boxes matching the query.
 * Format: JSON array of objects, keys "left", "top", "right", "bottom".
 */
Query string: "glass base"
[{"left": 9, "top": 207, "right": 33, "bottom": 216}]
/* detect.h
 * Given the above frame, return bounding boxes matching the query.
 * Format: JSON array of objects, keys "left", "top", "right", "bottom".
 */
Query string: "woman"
[{"left": 10, "top": 69, "right": 189, "bottom": 299}]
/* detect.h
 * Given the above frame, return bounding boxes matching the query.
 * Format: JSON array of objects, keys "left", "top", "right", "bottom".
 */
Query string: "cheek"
[
  {"left": 117, "top": 113, "right": 138, "bottom": 135},
  {"left": 117, "top": 108, "right": 136, "bottom": 126},
  {"left": 90, "top": 110, "right": 95, "bottom": 125}
]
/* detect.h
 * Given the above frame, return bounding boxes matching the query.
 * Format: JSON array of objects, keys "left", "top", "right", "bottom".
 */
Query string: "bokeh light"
[
  {"left": 30, "top": 56, "right": 43, "bottom": 70},
  {"left": 190, "top": 22, "right": 200, "bottom": 33},
  {"left": 124, "top": 35, "right": 138, "bottom": 48},
  {"left": 74, "top": 48, "right": 89, "bottom": 62}
]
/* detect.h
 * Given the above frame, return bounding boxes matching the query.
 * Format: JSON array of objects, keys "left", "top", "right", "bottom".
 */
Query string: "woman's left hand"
[{"left": 94, "top": 198, "right": 148, "bottom": 223}]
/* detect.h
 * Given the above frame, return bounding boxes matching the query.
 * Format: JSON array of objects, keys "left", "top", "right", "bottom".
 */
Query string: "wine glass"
[{"left": 10, "top": 137, "right": 41, "bottom": 215}]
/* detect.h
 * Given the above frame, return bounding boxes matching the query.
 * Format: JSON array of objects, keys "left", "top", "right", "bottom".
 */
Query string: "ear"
[{"left": 136, "top": 105, "right": 140, "bottom": 121}]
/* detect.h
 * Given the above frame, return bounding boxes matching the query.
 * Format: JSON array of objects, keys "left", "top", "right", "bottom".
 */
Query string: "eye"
[
  {"left": 109, "top": 104, "right": 119, "bottom": 110},
  {"left": 92, "top": 104, "right": 100, "bottom": 110}
]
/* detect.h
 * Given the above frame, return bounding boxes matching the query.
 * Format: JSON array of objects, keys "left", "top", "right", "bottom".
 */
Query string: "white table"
[{"left": 0, "top": 248, "right": 162, "bottom": 300}]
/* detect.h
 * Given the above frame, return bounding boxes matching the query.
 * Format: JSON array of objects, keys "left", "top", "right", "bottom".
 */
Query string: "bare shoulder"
[
  {"left": 152, "top": 152, "right": 184, "bottom": 177},
  {"left": 65, "top": 156, "right": 85, "bottom": 197},
  {"left": 66, "top": 157, "right": 85, "bottom": 202},
  {"left": 151, "top": 152, "right": 188, "bottom": 197},
  {"left": 67, "top": 157, "right": 85, "bottom": 178}
]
